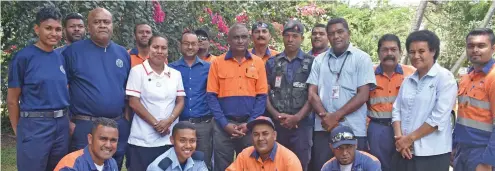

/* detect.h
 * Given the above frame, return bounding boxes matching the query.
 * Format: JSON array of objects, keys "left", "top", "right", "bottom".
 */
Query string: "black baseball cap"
[
  {"left": 329, "top": 125, "right": 357, "bottom": 148},
  {"left": 194, "top": 28, "right": 210, "bottom": 39}
]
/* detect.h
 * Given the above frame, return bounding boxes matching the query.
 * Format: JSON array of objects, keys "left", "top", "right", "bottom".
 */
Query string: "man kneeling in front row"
[
  {"left": 55, "top": 118, "right": 119, "bottom": 171},
  {"left": 227, "top": 116, "right": 303, "bottom": 171},
  {"left": 321, "top": 126, "right": 382, "bottom": 171},
  {"left": 147, "top": 121, "right": 208, "bottom": 171}
]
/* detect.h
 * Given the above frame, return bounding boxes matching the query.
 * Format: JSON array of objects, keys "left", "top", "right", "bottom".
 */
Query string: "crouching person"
[
  {"left": 54, "top": 118, "right": 119, "bottom": 171},
  {"left": 147, "top": 121, "right": 208, "bottom": 171}
]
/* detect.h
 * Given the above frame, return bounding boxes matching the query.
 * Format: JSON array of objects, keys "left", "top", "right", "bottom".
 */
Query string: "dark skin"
[
  {"left": 266, "top": 31, "right": 312, "bottom": 129},
  {"left": 8, "top": 18, "right": 62, "bottom": 135},
  {"left": 129, "top": 37, "right": 184, "bottom": 135},
  {"left": 223, "top": 25, "right": 251, "bottom": 138},
  {"left": 311, "top": 27, "right": 329, "bottom": 55},
  {"left": 251, "top": 27, "right": 271, "bottom": 57},
  {"left": 327, "top": 23, "right": 350, "bottom": 57},
  {"left": 134, "top": 24, "right": 152, "bottom": 58}
]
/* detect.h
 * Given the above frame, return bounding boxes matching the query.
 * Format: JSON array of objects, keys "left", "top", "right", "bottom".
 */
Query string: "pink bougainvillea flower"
[
  {"left": 235, "top": 11, "right": 248, "bottom": 23},
  {"left": 152, "top": 1, "right": 165, "bottom": 23}
]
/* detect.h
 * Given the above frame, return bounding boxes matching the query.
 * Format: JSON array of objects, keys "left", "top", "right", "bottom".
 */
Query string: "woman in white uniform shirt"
[
  {"left": 391, "top": 30, "right": 457, "bottom": 171},
  {"left": 125, "top": 35, "right": 185, "bottom": 171}
]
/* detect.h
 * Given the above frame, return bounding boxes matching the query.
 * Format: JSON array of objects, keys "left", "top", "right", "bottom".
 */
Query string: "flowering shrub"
[{"left": 153, "top": 1, "right": 165, "bottom": 23}]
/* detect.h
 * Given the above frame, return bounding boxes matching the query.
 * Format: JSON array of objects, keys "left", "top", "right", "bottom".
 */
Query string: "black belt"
[
  {"left": 369, "top": 117, "right": 392, "bottom": 126},
  {"left": 20, "top": 109, "right": 67, "bottom": 118},
  {"left": 72, "top": 114, "right": 122, "bottom": 121},
  {"left": 186, "top": 115, "right": 213, "bottom": 124},
  {"left": 226, "top": 115, "right": 249, "bottom": 123}
]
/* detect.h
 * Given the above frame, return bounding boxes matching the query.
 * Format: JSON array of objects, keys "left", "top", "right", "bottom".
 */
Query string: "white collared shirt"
[
  {"left": 392, "top": 63, "right": 457, "bottom": 156},
  {"left": 126, "top": 60, "right": 186, "bottom": 147}
]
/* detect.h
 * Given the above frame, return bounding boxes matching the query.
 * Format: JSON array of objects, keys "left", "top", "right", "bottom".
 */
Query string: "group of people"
[{"left": 6, "top": 4, "right": 495, "bottom": 171}]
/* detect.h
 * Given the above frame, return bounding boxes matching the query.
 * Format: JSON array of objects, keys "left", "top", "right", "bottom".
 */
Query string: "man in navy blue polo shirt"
[
  {"left": 7, "top": 6, "right": 69, "bottom": 171},
  {"left": 62, "top": 7, "right": 131, "bottom": 170},
  {"left": 169, "top": 31, "right": 212, "bottom": 170}
]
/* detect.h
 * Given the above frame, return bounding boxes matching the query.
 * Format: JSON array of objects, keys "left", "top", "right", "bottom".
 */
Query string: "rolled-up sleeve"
[
  {"left": 392, "top": 81, "right": 406, "bottom": 123},
  {"left": 357, "top": 54, "right": 377, "bottom": 89},
  {"left": 176, "top": 72, "right": 186, "bottom": 96},
  {"left": 306, "top": 56, "right": 321, "bottom": 86},
  {"left": 425, "top": 72, "right": 457, "bottom": 131},
  {"left": 125, "top": 67, "right": 142, "bottom": 98}
]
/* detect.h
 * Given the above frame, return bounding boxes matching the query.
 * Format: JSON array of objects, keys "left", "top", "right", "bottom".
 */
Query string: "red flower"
[
  {"left": 10, "top": 45, "right": 17, "bottom": 50},
  {"left": 205, "top": 8, "right": 213, "bottom": 15},
  {"left": 152, "top": 1, "right": 165, "bottom": 23},
  {"left": 235, "top": 11, "right": 249, "bottom": 23},
  {"left": 199, "top": 16, "right": 204, "bottom": 23}
]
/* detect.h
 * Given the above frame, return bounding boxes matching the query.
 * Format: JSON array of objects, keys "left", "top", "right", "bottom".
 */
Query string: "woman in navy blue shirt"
[{"left": 7, "top": 5, "right": 70, "bottom": 171}]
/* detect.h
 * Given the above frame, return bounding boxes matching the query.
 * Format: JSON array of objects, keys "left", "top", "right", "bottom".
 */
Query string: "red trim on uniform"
[
  {"left": 177, "top": 90, "right": 185, "bottom": 92},
  {"left": 126, "top": 89, "right": 141, "bottom": 94},
  {"left": 142, "top": 63, "right": 153, "bottom": 75}
]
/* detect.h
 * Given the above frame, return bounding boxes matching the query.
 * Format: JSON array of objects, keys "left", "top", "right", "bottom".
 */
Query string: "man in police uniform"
[
  {"left": 265, "top": 19, "right": 314, "bottom": 171},
  {"left": 367, "top": 34, "right": 415, "bottom": 171},
  {"left": 453, "top": 28, "right": 495, "bottom": 171},
  {"left": 250, "top": 21, "right": 279, "bottom": 63},
  {"left": 62, "top": 8, "right": 131, "bottom": 170}
]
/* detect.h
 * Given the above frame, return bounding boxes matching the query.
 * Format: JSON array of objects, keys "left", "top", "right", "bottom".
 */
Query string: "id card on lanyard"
[{"left": 328, "top": 52, "right": 349, "bottom": 99}]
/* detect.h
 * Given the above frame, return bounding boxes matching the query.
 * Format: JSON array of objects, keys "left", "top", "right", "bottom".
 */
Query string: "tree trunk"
[
  {"left": 400, "top": 0, "right": 429, "bottom": 65},
  {"left": 450, "top": 0, "right": 495, "bottom": 74}
]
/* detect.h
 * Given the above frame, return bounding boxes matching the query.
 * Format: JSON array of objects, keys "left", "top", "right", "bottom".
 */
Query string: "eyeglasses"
[
  {"left": 198, "top": 35, "right": 208, "bottom": 41},
  {"left": 331, "top": 132, "right": 355, "bottom": 143}
]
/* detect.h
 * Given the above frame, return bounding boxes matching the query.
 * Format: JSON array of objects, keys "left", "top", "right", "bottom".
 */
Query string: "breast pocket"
[
  {"left": 218, "top": 71, "right": 236, "bottom": 92},
  {"left": 245, "top": 67, "right": 259, "bottom": 93}
]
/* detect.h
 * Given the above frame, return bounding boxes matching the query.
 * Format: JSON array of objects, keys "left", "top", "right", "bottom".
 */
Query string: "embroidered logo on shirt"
[
  {"left": 116, "top": 59, "right": 123, "bottom": 68},
  {"left": 60, "top": 65, "right": 66, "bottom": 74}
]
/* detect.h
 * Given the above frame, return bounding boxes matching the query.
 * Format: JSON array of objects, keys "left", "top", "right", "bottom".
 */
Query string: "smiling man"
[
  {"left": 308, "top": 24, "right": 329, "bottom": 56},
  {"left": 147, "top": 121, "right": 208, "bottom": 171},
  {"left": 55, "top": 118, "right": 119, "bottom": 171},
  {"left": 226, "top": 116, "right": 302, "bottom": 171}
]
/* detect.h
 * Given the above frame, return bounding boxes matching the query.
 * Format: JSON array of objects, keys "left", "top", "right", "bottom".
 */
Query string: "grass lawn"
[{"left": 1, "top": 134, "right": 127, "bottom": 171}]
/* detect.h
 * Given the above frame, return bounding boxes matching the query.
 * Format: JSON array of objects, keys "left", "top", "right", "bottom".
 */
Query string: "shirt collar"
[
  {"left": 251, "top": 47, "right": 272, "bottom": 57},
  {"left": 174, "top": 56, "right": 206, "bottom": 67},
  {"left": 409, "top": 63, "right": 440, "bottom": 81},
  {"left": 277, "top": 49, "right": 305, "bottom": 60},
  {"left": 143, "top": 60, "right": 171, "bottom": 77},
  {"left": 129, "top": 48, "right": 139, "bottom": 55},
  {"left": 375, "top": 64, "right": 404, "bottom": 75},
  {"left": 82, "top": 146, "right": 112, "bottom": 171},
  {"left": 225, "top": 50, "right": 252, "bottom": 60},
  {"left": 166, "top": 148, "right": 196, "bottom": 170},
  {"left": 328, "top": 43, "right": 353, "bottom": 58},
  {"left": 250, "top": 142, "right": 278, "bottom": 161},
  {"left": 468, "top": 58, "right": 495, "bottom": 74}
]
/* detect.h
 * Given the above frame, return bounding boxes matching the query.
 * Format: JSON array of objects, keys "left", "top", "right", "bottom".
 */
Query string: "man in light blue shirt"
[
  {"left": 307, "top": 18, "right": 376, "bottom": 171},
  {"left": 391, "top": 30, "right": 456, "bottom": 171},
  {"left": 147, "top": 121, "right": 208, "bottom": 171}
]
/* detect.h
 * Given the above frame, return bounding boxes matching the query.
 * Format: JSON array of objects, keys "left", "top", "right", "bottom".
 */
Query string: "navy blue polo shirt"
[
  {"left": 55, "top": 45, "right": 68, "bottom": 54},
  {"left": 8, "top": 44, "right": 69, "bottom": 111},
  {"left": 169, "top": 56, "right": 211, "bottom": 119},
  {"left": 63, "top": 39, "right": 131, "bottom": 118}
]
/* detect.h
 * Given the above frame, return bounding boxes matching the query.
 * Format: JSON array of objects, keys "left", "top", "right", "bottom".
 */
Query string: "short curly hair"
[
  {"left": 406, "top": 30, "right": 440, "bottom": 61},
  {"left": 35, "top": 5, "right": 62, "bottom": 24}
]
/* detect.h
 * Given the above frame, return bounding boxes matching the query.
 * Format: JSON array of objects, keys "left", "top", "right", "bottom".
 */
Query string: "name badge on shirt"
[
  {"left": 332, "top": 85, "right": 340, "bottom": 99},
  {"left": 275, "top": 76, "right": 282, "bottom": 88}
]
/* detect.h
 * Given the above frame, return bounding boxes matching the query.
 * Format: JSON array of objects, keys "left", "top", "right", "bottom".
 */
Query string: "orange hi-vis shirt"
[
  {"left": 226, "top": 142, "right": 303, "bottom": 171},
  {"left": 250, "top": 48, "right": 279, "bottom": 63},
  {"left": 54, "top": 146, "right": 118, "bottom": 171},
  {"left": 200, "top": 53, "right": 217, "bottom": 63},
  {"left": 206, "top": 50, "right": 268, "bottom": 128},
  {"left": 368, "top": 64, "right": 415, "bottom": 119},
  {"left": 454, "top": 59, "right": 495, "bottom": 166}
]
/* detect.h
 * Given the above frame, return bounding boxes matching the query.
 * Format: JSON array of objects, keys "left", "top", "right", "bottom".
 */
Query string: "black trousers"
[
  {"left": 128, "top": 144, "right": 172, "bottom": 171},
  {"left": 391, "top": 152, "right": 451, "bottom": 171}
]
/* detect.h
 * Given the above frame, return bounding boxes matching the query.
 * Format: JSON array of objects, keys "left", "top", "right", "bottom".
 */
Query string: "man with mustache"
[
  {"left": 309, "top": 24, "right": 329, "bottom": 57},
  {"left": 265, "top": 19, "right": 314, "bottom": 171},
  {"left": 55, "top": 118, "right": 120, "bottom": 171},
  {"left": 207, "top": 24, "right": 268, "bottom": 171},
  {"left": 56, "top": 12, "right": 86, "bottom": 54},
  {"left": 62, "top": 7, "right": 131, "bottom": 170},
  {"left": 226, "top": 116, "right": 302, "bottom": 171},
  {"left": 250, "top": 22, "right": 279, "bottom": 63},
  {"left": 367, "top": 34, "right": 415, "bottom": 171},
  {"left": 129, "top": 22, "right": 157, "bottom": 67},
  {"left": 453, "top": 28, "right": 495, "bottom": 171},
  {"left": 321, "top": 125, "right": 381, "bottom": 171},
  {"left": 195, "top": 28, "right": 217, "bottom": 62},
  {"left": 147, "top": 121, "right": 208, "bottom": 171},
  {"left": 307, "top": 17, "right": 376, "bottom": 170}
]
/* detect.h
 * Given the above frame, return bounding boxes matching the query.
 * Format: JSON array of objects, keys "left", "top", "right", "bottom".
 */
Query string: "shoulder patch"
[
  {"left": 158, "top": 157, "right": 173, "bottom": 170},
  {"left": 191, "top": 151, "right": 205, "bottom": 161}
]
